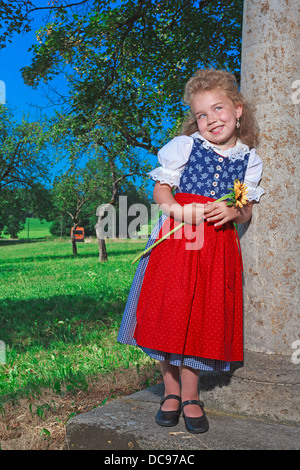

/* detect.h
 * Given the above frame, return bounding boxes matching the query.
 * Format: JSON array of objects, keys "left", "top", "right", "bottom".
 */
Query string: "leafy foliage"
[
  {"left": 0, "top": 105, "right": 50, "bottom": 192},
  {"left": 0, "top": 0, "right": 92, "bottom": 49},
  {"left": 0, "top": 105, "right": 53, "bottom": 235},
  {"left": 0, "top": 189, "right": 27, "bottom": 238},
  {"left": 21, "top": 0, "right": 243, "bottom": 152},
  {"left": 0, "top": 0, "right": 33, "bottom": 49}
]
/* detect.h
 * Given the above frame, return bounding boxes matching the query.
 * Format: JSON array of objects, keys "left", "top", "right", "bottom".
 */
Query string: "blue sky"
[
  {"left": 0, "top": 0, "right": 122, "bottom": 122},
  {"left": 0, "top": 11, "right": 67, "bottom": 122},
  {"left": 0, "top": 7, "right": 157, "bottom": 191}
]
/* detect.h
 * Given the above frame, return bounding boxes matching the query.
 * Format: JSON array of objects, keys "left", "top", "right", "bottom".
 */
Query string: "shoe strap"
[
  {"left": 181, "top": 399, "right": 204, "bottom": 409},
  {"left": 160, "top": 394, "right": 181, "bottom": 405}
]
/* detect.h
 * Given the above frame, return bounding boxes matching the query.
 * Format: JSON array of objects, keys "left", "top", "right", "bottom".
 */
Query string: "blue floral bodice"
[{"left": 179, "top": 137, "right": 250, "bottom": 198}]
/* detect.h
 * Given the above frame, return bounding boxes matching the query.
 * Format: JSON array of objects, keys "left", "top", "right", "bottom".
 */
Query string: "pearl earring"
[{"left": 236, "top": 118, "right": 240, "bottom": 129}]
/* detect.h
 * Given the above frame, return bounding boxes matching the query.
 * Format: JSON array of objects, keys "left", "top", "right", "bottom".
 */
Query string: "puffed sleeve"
[
  {"left": 148, "top": 135, "right": 193, "bottom": 188},
  {"left": 244, "top": 149, "right": 265, "bottom": 202}
]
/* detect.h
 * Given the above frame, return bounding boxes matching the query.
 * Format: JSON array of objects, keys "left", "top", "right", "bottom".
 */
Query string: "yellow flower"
[
  {"left": 233, "top": 179, "right": 248, "bottom": 208},
  {"left": 132, "top": 179, "right": 249, "bottom": 264},
  {"left": 216, "top": 179, "right": 248, "bottom": 207}
]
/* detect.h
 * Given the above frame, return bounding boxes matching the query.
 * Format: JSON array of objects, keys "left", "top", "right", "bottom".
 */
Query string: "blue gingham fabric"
[
  {"left": 117, "top": 213, "right": 230, "bottom": 372},
  {"left": 117, "top": 213, "right": 167, "bottom": 347}
]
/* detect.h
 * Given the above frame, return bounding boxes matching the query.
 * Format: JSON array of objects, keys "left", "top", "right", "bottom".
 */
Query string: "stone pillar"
[
  {"left": 199, "top": 0, "right": 300, "bottom": 425},
  {"left": 240, "top": 0, "right": 299, "bottom": 355}
]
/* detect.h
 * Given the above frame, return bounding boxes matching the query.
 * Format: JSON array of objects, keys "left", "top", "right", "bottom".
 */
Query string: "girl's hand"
[
  {"left": 182, "top": 202, "right": 205, "bottom": 226},
  {"left": 204, "top": 200, "right": 253, "bottom": 226},
  {"left": 203, "top": 201, "right": 239, "bottom": 227},
  {"left": 153, "top": 182, "right": 205, "bottom": 226}
]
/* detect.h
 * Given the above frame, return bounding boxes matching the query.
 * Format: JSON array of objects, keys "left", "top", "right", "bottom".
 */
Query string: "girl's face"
[{"left": 191, "top": 88, "right": 243, "bottom": 149}]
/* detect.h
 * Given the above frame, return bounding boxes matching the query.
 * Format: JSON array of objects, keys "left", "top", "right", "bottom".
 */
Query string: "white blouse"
[{"left": 149, "top": 132, "right": 265, "bottom": 202}]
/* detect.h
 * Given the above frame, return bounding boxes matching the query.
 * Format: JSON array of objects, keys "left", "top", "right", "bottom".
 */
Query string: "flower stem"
[
  {"left": 214, "top": 192, "right": 233, "bottom": 203},
  {"left": 131, "top": 191, "right": 234, "bottom": 265},
  {"left": 131, "top": 222, "right": 184, "bottom": 265}
]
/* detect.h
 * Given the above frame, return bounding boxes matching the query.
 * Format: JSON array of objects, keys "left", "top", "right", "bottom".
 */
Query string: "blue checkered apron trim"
[{"left": 117, "top": 214, "right": 230, "bottom": 371}]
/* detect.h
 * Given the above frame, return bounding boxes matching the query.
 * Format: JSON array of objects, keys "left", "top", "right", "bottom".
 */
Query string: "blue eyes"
[{"left": 197, "top": 107, "right": 222, "bottom": 120}]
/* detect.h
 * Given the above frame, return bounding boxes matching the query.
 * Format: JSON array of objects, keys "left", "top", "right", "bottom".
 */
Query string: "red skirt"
[{"left": 134, "top": 193, "right": 243, "bottom": 362}]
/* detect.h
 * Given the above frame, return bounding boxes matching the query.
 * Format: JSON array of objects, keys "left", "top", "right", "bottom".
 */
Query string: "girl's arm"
[
  {"left": 153, "top": 182, "right": 204, "bottom": 226},
  {"left": 204, "top": 201, "right": 253, "bottom": 227}
]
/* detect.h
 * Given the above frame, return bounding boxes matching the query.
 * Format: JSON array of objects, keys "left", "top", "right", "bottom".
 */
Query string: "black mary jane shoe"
[
  {"left": 155, "top": 394, "right": 181, "bottom": 427},
  {"left": 181, "top": 400, "right": 209, "bottom": 434}
]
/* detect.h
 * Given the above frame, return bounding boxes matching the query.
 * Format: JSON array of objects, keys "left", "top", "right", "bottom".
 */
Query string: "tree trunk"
[
  {"left": 95, "top": 203, "right": 112, "bottom": 262},
  {"left": 71, "top": 234, "right": 78, "bottom": 255},
  {"left": 71, "top": 222, "right": 78, "bottom": 255},
  {"left": 97, "top": 237, "right": 107, "bottom": 262}
]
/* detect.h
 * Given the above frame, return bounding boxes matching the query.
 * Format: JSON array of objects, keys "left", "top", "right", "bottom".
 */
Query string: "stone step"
[{"left": 66, "top": 382, "right": 300, "bottom": 451}]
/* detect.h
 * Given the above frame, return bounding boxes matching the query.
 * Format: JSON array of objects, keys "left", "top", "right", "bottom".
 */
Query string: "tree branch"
[{"left": 22, "top": 0, "right": 91, "bottom": 19}]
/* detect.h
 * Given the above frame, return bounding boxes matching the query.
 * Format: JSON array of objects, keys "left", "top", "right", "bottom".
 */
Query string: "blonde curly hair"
[{"left": 181, "top": 69, "right": 259, "bottom": 149}]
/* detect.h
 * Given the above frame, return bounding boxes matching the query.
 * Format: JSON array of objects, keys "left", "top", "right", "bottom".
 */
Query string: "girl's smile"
[
  {"left": 210, "top": 125, "right": 224, "bottom": 134},
  {"left": 191, "top": 89, "right": 243, "bottom": 149}
]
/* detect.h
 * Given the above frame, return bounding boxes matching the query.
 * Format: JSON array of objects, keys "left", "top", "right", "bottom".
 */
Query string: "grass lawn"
[
  {"left": 0, "top": 238, "right": 161, "bottom": 449},
  {"left": 1, "top": 218, "right": 53, "bottom": 239}
]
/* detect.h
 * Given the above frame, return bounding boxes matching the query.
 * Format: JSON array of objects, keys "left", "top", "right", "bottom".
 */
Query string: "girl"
[{"left": 118, "top": 69, "right": 264, "bottom": 434}]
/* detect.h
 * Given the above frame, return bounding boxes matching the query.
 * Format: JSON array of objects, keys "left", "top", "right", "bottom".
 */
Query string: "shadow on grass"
[
  {"left": 0, "top": 292, "right": 141, "bottom": 404},
  {"left": 0, "top": 294, "right": 126, "bottom": 351},
  {"left": 0, "top": 238, "right": 46, "bottom": 246},
  {"left": 0, "top": 241, "right": 146, "bottom": 262},
  {"left": 5, "top": 249, "right": 144, "bottom": 263}
]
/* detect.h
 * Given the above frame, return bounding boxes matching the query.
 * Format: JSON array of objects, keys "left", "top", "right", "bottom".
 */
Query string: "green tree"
[
  {"left": 0, "top": 0, "right": 92, "bottom": 49},
  {"left": 50, "top": 214, "right": 71, "bottom": 238},
  {"left": 0, "top": 189, "right": 26, "bottom": 238},
  {"left": 21, "top": 0, "right": 242, "bottom": 153},
  {"left": 51, "top": 164, "right": 100, "bottom": 255},
  {"left": 48, "top": 110, "right": 150, "bottom": 258},
  {"left": 0, "top": 105, "right": 49, "bottom": 192},
  {"left": 0, "top": 106, "right": 52, "bottom": 237},
  {"left": 23, "top": 184, "right": 55, "bottom": 222},
  {"left": 51, "top": 142, "right": 147, "bottom": 257}
]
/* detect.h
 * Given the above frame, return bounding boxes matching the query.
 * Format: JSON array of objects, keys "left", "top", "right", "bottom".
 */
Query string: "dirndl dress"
[{"left": 118, "top": 136, "right": 251, "bottom": 371}]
